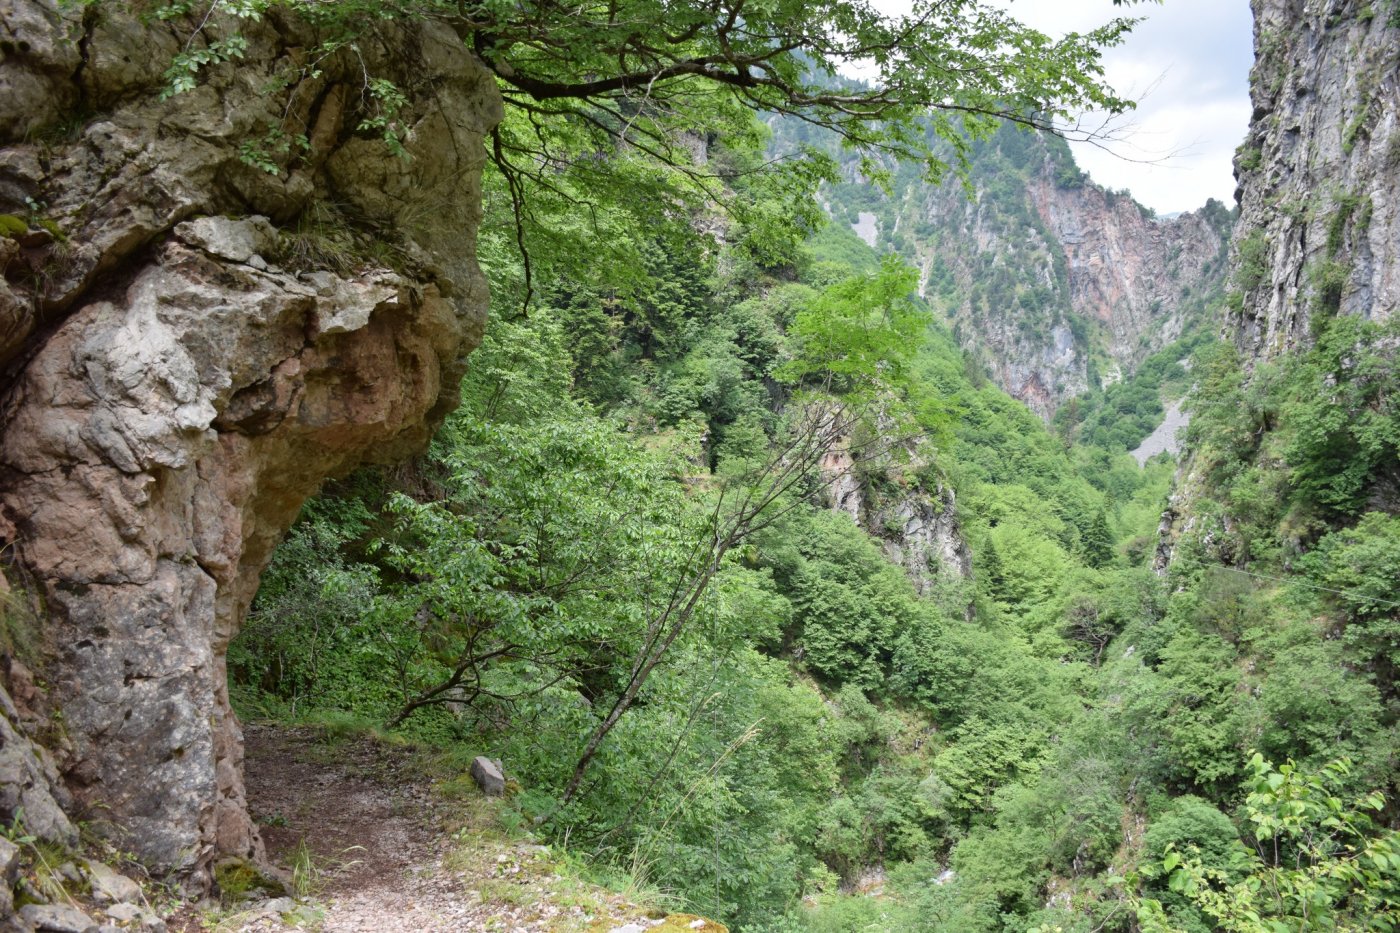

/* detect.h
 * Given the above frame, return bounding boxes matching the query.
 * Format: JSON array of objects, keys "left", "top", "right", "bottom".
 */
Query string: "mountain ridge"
[{"left": 782, "top": 119, "right": 1232, "bottom": 419}]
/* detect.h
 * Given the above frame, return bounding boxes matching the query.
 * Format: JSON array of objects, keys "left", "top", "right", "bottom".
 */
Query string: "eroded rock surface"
[
  {"left": 0, "top": 678, "right": 75, "bottom": 848},
  {"left": 1157, "top": 1, "right": 1399, "bottom": 567},
  {"left": 0, "top": 0, "right": 500, "bottom": 886},
  {"left": 834, "top": 132, "right": 1231, "bottom": 420},
  {"left": 872, "top": 488, "right": 973, "bottom": 597},
  {"left": 1229, "top": 0, "right": 1399, "bottom": 358},
  {"left": 820, "top": 443, "right": 972, "bottom": 592},
  {"left": 932, "top": 173, "right": 1228, "bottom": 420}
]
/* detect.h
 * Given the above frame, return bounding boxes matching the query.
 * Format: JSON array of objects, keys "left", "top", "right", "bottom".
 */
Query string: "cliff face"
[
  {"left": 810, "top": 126, "right": 1231, "bottom": 420},
  {"left": 0, "top": 0, "right": 500, "bottom": 885},
  {"left": 1156, "top": 0, "right": 1399, "bottom": 568},
  {"left": 821, "top": 445, "right": 973, "bottom": 594},
  {"left": 910, "top": 138, "right": 1229, "bottom": 418},
  {"left": 1228, "top": 0, "right": 1399, "bottom": 356}
]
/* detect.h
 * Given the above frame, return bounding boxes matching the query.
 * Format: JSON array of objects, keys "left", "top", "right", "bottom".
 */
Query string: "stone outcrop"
[
  {"left": 1228, "top": 0, "right": 1399, "bottom": 357},
  {"left": 17, "top": 902, "right": 101, "bottom": 933},
  {"left": 0, "top": 0, "right": 500, "bottom": 888},
  {"left": 820, "top": 444, "right": 972, "bottom": 592},
  {"left": 871, "top": 489, "right": 972, "bottom": 596},
  {"left": 0, "top": 675, "right": 75, "bottom": 849},
  {"left": 1156, "top": 1, "right": 1399, "bottom": 568}
]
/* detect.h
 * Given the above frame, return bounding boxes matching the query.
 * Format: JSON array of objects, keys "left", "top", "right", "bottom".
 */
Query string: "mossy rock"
[
  {"left": 655, "top": 915, "right": 728, "bottom": 932},
  {"left": 213, "top": 856, "right": 287, "bottom": 903},
  {"left": 36, "top": 218, "right": 66, "bottom": 242},
  {"left": 0, "top": 215, "right": 28, "bottom": 238},
  {"left": 587, "top": 916, "right": 728, "bottom": 933}
]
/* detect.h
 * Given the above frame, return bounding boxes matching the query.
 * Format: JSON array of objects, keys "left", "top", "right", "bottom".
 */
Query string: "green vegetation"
[
  {"left": 231, "top": 116, "right": 1397, "bottom": 926},
  {"left": 1235, "top": 230, "right": 1269, "bottom": 292},
  {"left": 1235, "top": 142, "right": 1263, "bottom": 173},
  {"left": 1055, "top": 333, "right": 1208, "bottom": 453},
  {"left": 1140, "top": 756, "right": 1400, "bottom": 931},
  {"left": 231, "top": 162, "right": 1399, "bottom": 927},
  {"left": 202, "top": 2, "right": 1397, "bottom": 929},
  {"left": 154, "top": 0, "right": 1140, "bottom": 313},
  {"left": 230, "top": 176, "right": 1151, "bottom": 928}
]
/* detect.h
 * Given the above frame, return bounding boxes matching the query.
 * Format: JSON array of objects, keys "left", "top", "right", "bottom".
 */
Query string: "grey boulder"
[
  {"left": 470, "top": 756, "right": 505, "bottom": 796},
  {"left": 17, "top": 903, "right": 98, "bottom": 933}
]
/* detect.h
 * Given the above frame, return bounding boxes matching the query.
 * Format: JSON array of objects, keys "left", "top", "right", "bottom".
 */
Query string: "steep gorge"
[
  {"left": 0, "top": 0, "right": 500, "bottom": 884},
  {"left": 0, "top": 0, "right": 1395, "bottom": 925},
  {"left": 813, "top": 128, "right": 1232, "bottom": 419}
]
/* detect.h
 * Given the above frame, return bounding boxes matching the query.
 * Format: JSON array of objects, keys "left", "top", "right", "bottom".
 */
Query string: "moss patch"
[
  {"left": 0, "top": 215, "right": 28, "bottom": 238},
  {"left": 655, "top": 914, "right": 729, "bottom": 932},
  {"left": 213, "top": 857, "right": 286, "bottom": 904}
]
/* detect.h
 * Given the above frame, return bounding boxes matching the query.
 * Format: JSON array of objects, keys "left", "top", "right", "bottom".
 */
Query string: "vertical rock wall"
[
  {"left": 926, "top": 169, "right": 1228, "bottom": 419},
  {"left": 1157, "top": 0, "right": 1399, "bottom": 567},
  {"left": 0, "top": 0, "right": 500, "bottom": 883},
  {"left": 846, "top": 130, "right": 1233, "bottom": 421},
  {"left": 1229, "top": 0, "right": 1399, "bottom": 356}
]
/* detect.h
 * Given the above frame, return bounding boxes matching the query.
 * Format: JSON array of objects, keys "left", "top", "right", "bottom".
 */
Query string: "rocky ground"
[
  {"left": 1130, "top": 399, "right": 1190, "bottom": 466},
  {"left": 171, "top": 724, "right": 726, "bottom": 933}
]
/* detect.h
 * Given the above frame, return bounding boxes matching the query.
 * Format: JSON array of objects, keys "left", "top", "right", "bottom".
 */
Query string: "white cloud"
[
  {"left": 1045, "top": 0, "right": 1255, "bottom": 213},
  {"left": 862, "top": 0, "right": 1255, "bottom": 213}
]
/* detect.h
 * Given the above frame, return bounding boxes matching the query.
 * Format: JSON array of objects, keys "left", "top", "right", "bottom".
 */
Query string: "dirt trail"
[{"left": 217, "top": 724, "right": 625, "bottom": 932}]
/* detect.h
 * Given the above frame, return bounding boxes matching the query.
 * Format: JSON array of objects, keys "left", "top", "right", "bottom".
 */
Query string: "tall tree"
[{"left": 1082, "top": 506, "right": 1116, "bottom": 568}]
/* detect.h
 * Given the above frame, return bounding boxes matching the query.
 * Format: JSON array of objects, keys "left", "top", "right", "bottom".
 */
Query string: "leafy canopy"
[
  {"left": 1142, "top": 756, "right": 1400, "bottom": 933},
  {"left": 157, "top": 0, "right": 1149, "bottom": 307}
]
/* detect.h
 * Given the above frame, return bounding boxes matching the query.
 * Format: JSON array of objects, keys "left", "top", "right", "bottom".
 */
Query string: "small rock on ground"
[{"left": 18, "top": 902, "right": 99, "bottom": 933}]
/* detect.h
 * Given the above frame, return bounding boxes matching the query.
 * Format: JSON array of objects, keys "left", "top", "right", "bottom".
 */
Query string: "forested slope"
[
  {"left": 233, "top": 106, "right": 1398, "bottom": 930},
  {"left": 233, "top": 186, "right": 1173, "bottom": 929},
  {"left": 0, "top": 0, "right": 1395, "bottom": 930},
  {"left": 0, "top": 0, "right": 1141, "bottom": 909}
]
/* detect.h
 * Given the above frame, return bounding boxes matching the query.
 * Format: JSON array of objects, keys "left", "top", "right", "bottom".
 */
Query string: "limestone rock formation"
[
  {"left": 0, "top": 678, "right": 75, "bottom": 849},
  {"left": 1157, "top": 1, "right": 1399, "bottom": 568},
  {"left": 0, "top": 0, "right": 501, "bottom": 887},
  {"left": 918, "top": 154, "right": 1229, "bottom": 419},
  {"left": 871, "top": 489, "right": 973, "bottom": 596},
  {"left": 820, "top": 444, "right": 972, "bottom": 592},
  {"left": 17, "top": 903, "right": 99, "bottom": 933},
  {"left": 1229, "top": 0, "right": 1399, "bottom": 357},
  {"left": 802, "top": 127, "right": 1232, "bottom": 420}
]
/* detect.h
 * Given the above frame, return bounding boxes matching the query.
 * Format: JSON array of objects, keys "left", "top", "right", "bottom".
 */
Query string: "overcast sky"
[
  {"left": 868, "top": 0, "right": 1256, "bottom": 214},
  {"left": 1000, "top": 0, "right": 1255, "bottom": 214}
]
